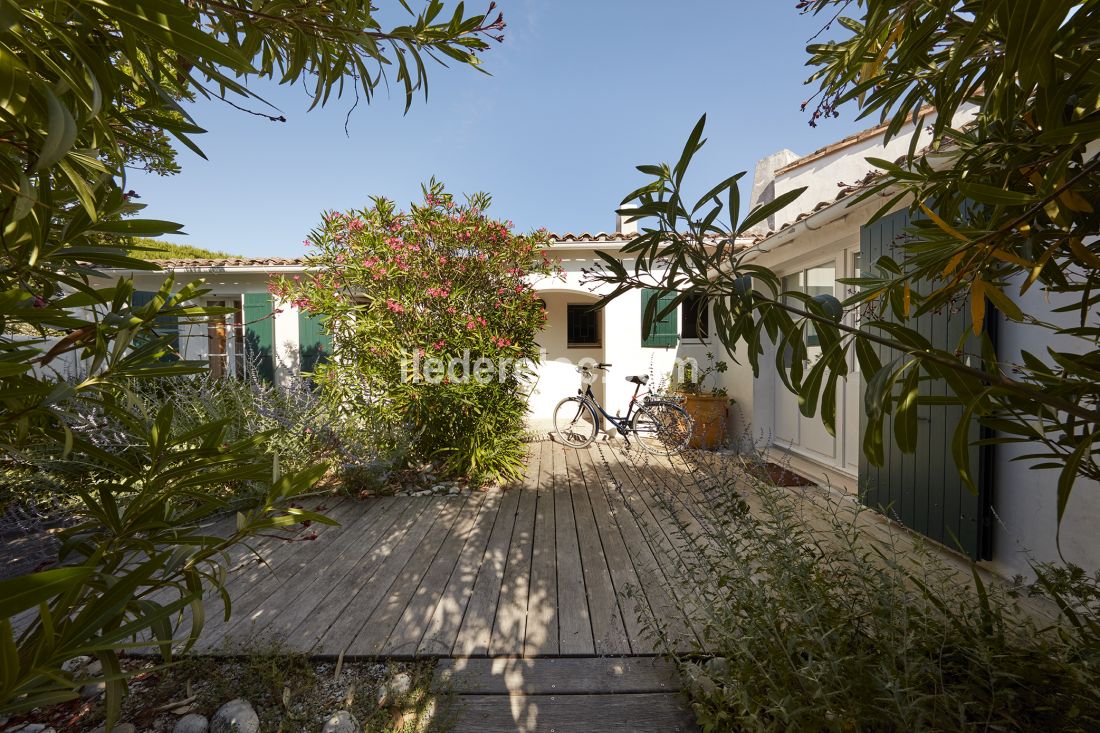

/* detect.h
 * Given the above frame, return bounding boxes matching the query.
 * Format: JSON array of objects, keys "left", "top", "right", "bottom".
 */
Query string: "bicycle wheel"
[
  {"left": 631, "top": 401, "right": 693, "bottom": 456},
  {"left": 553, "top": 396, "right": 600, "bottom": 448}
]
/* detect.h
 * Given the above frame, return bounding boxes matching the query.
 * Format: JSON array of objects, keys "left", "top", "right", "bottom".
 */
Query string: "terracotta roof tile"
[
  {"left": 138, "top": 231, "right": 753, "bottom": 270},
  {"left": 145, "top": 257, "right": 306, "bottom": 268},
  {"left": 774, "top": 105, "right": 936, "bottom": 175}
]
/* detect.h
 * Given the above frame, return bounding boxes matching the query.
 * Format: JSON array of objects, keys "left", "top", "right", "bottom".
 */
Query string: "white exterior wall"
[
  {"left": 117, "top": 250, "right": 733, "bottom": 427},
  {"left": 762, "top": 107, "right": 976, "bottom": 231},
  {"left": 273, "top": 299, "right": 300, "bottom": 389},
  {"left": 748, "top": 211, "right": 865, "bottom": 489},
  {"left": 529, "top": 244, "right": 724, "bottom": 425},
  {"left": 744, "top": 116, "right": 1099, "bottom": 578},
  {"left": 989, "top": 279, "right": 1100, "bottom": 578}
]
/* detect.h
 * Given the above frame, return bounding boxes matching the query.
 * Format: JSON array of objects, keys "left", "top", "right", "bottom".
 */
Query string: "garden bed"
[{"left": 4, "top": 649, "right": 445, "bottom": 733}]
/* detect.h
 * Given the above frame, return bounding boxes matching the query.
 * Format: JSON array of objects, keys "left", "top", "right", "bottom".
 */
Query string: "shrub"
[
  {"left": 647, "top": 451, "right": 1100, "bottom": 733},
  {"left": 123, "top": 366, "right": 400, "bottom": 495},
  {"left": 275, "top": 181, "right": 556, "bottom": 484}
]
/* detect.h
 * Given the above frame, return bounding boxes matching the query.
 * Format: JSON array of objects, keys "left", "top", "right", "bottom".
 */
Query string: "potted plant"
[{"left": 674, "top": 353, "right": 729, "bottom": 449}]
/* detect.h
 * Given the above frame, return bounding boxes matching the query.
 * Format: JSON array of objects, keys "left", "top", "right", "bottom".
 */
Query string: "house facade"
[
  {"left": 733, "top": 113, "right": 1100, "bottom": 579},
  {"left": 107, "top": 117, "right": 1098, "bottom": 580},
  {"left": 114, "top": 218, "right": 729, "bottom": 430}
]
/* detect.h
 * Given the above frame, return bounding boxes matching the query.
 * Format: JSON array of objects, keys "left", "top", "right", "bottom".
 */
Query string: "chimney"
[
  {"left": 746, "top": 149, "right": 800, "bottom": 235},
  {"left": 615, "top": 203, "right": 640, "bottom": 236}
]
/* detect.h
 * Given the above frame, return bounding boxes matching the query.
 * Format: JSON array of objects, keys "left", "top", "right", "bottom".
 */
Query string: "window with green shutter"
[
  {"left": 298, "top": 310, "right": 333, "bottom": 376},
  {"left": 243, "top": 292, "right": 275, "bottom": 382},
  {"left": 641, "top": 288, "right": 678, "bottom": 348}
]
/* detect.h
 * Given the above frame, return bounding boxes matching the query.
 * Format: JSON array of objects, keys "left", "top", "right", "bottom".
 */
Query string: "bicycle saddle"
[{"left": 626, "top": 374, "right": 650, "bottom": 385}]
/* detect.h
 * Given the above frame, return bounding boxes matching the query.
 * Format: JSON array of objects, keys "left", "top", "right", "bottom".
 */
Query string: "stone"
[
  {"left": 61, "top": 655, "right": 93, "bottom": 674},
  {"left": 704, "top": 656, "right": 729, "bottom": 678},
  {"left": 210, "top": 699, "right": 260, "bottom": 733},
  {"left": 80, "top": 680, "right": 106, "bottom": 698},
  {"left": 375, "top": 672, "right": 413, "bottom": 708},
  {"left": 320, "top": 710, "right": 361, "bottom": 733},
  {"left": 447, "top": 486, "right": 461, "bottom": 495},
  {"left": 173, "top": 714, "right": 210, "bottom": 733},
  {"left": 12, "top": 724, "right": 49, "bottom": 733},
  {"left": 389, "top": 672, "right": 412, "bottom": 696},
  {"left": 682, "top": 662, "right": 718, "bottom": 697}
]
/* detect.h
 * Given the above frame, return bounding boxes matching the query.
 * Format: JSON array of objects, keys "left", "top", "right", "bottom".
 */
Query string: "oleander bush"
[
  {"left": 652, "top": 452, "right": 1100, "bottom": 733},
  {"left": 276, "top": 181, "right": 556, "bottom": 484}
]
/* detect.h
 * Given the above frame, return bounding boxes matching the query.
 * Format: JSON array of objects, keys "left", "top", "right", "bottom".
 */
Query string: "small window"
[
  {"left": 567, "top": 304, "right": 600, "bottom": 346},
  {"left": 681, "top": 293, "right": 709, "bottom": 340}
]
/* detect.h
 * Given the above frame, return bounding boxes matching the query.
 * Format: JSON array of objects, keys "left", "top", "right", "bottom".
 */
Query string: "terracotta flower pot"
[{"left": 680, "top": 393, "right": 729, "bottom": 449}]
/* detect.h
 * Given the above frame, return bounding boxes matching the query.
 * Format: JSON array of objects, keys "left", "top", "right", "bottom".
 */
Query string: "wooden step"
[
  {"left": 434, "top": 657, "right": 681, "bottom": 695},
  {"left": 435, "top": 657, "right": 697, "bottom": 733},
  {"left": 446, "top": 692, "right": 696, "bottom": 733}
]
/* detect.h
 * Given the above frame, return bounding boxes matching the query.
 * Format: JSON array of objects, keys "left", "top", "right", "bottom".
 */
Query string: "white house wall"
[
  {"left": 748, "top": 205, "right": 866, "bottom": 489},
  {"left": 530, "top": 247, "right": 723, "bottom": 426},
  {"left": 116, "top": 247, "right": 731, "bottom": 428},
  {"left": 765, "top": 106, "right": 976, "bottom": 231},
  {"left": 990, "top": 277, "right": 1100, "bottom": 579},
  {"left": 746, "top": 190, "right": 1100, "bottom": 578}
]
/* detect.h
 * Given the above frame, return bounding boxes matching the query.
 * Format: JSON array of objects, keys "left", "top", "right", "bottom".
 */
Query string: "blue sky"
[{"left": 129, "top": 1, "right": 869, "bottom": 257}]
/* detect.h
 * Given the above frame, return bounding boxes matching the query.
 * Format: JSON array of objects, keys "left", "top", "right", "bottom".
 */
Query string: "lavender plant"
[{"left": 621, "top": 447, "right": 1100, "bottom": 732}]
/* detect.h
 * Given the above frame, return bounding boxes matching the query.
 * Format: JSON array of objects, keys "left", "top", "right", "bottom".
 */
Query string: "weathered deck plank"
[
  {"left": 564, "top": 445, "right": 631, "bottom": 655},
  {"left": 434, "top": 657, "right": 681, "bottom": 695},
  {"left": 488, "top": 445, "right": 540, "bottom": 655},
  {"left": 453, "top": 487, "right": 522, "bottom": 656},
  {"left": 208, "top": 497, "right": 405, "bottom": 648},
  {"left": 523, "top": 440, "right": 559, "bottom": 657},
  {"left": 315, "top": 497, "right": 452, "bottom": 655},
  {"left": 347, "top": 495, "right": 470, "bottom": 655},
  {"left": 198, "top": 441, "right": 710, "bottom": 659},
  {"left": 383, "top": 492, "right": 488, "bottom": 655},
  {"left": 551, "top": 443, "right": 595, "bottom": 655},
  {"left": 294, "top": 498, "right": 433, "bottom": 653},
  {"left": 416, "top": 491, "right": 503, "bottom": 655},
  {"left": 446, "top": 692, "right": 696, "bottom": 733}
]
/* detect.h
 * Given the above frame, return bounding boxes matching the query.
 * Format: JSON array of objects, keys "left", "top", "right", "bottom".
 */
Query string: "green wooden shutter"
[
  {"left": 297, "top": 310, "right": 333, "bottom": 376},
  {"left": 858, "top": 209, "right": 993, "bottom": 560},
  {"left": 243, "top": 292, "right": 275, "bottom": 382},
  {"left": 641, "top": 288, "right": 679, "bottom": 348},
  {"left": 133, "top": 290, "right": 179, "bottom": 361}
]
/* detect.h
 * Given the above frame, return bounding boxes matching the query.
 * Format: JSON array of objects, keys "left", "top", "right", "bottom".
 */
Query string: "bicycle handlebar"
[{"left": 577, "top": 363, "right": 613, "bottom": 372}]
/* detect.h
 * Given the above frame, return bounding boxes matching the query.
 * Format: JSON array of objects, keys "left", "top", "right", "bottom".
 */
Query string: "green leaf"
[
  {"left": 0, "top": 567, "right": 93, "bottom": 618},
  {"left": 737, "top": 187, "right": 807, "bottom": 234},
  {"left": 957, "top": 182, "right": 1036, "bottom": 206},
  {"left": 34, "top": 85, "right": 78, "bottom": 171}
]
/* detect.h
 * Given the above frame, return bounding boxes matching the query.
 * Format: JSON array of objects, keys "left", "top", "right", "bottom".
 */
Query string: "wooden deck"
[{"left": 193, "top": 439, "right": 706, "bottom": 660}]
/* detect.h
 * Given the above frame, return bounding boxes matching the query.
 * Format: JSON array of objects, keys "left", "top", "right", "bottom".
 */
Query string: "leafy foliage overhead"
[
  {"left": 590, "top": 0, "right": 1100, "bottom": 519},
  {"left": 1, "top": 0, "right": 502, "bottom": 723}
]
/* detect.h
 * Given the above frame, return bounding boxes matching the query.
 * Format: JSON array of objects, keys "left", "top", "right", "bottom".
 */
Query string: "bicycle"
[{"left": 552, "top": 363, "right": 694, "bottom": 455}]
